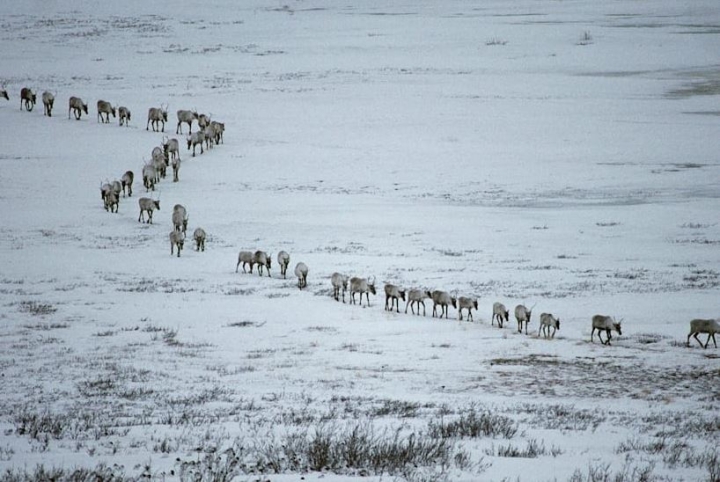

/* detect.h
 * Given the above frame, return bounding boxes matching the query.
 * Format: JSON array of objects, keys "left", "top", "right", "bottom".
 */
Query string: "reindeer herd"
[
  {"left": 227, "top": 242, "right": 717, "bottom": 349},
  {"left": 2, "top": 85, "right": 717, "bottom": 350},
  {"left": 2, "top": 84, "right": 226, "bottom": 261}
]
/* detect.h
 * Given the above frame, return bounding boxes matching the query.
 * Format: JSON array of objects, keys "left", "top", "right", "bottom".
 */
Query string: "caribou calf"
[
  {"left": 383, "top": 284, "right": 406, "bottom": 313},
  {"left": 20, "top": 87, "right": 36, "bottom": 111},
  {"left": 138, "top": 197, "right": 160, "bottom": 224},
  {"left": 97, "top": 100, "right": 116, "bottom": 123},
  {"left": 687, "top": 318, "right": 719, "bottom": 349},
  {"left": 591, "top": 315, "right": 622, "bottom": 345},
  {"left": 68, "top": 96, "right": 88, "bottom": 120},
  {"left": 42, "top": 91, "right": 54, "bottom": 116}
]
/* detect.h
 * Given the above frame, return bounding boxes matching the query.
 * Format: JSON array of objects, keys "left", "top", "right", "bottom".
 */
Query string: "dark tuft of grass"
[
  {"left": 18, "top": 301, "right": 57, "bottom": 316},
  {"left": 429, "top": 408, "right": 518, "bottom": 439}
]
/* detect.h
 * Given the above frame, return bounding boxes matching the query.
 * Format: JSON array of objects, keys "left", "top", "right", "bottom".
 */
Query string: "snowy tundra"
[{"left": 0, "top": 1, "right": 719, "bottom": 481}]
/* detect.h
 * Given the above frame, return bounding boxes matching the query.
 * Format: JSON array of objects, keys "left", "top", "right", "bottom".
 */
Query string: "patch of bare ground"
[{"left": 478, "top": 355, "right": 719, "bottom": 402}]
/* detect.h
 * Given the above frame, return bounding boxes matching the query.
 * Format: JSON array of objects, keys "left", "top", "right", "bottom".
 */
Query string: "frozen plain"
[{"left": 0, "top": 0, "right": 719, "bottom": 480}]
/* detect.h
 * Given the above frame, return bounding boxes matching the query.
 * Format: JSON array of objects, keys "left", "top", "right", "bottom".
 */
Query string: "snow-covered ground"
[{"left": 1, "top": 1, "right": 719, "bottom": 480}]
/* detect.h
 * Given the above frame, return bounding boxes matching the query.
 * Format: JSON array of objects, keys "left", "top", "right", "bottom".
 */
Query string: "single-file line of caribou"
[{"left": 2, "top": 86, "right": 717, "bottom": 350}]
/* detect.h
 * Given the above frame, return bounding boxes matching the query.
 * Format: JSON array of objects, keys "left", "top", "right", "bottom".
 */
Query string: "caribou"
[
  {"left": 171, "top": 204, "right": 188, "bottom": 234},
  {"left": 100, "top": 182, "right": 118, "bottom": 212},
  {"left": 236, "top": 251, "right": 255, "bottom": 273},
  {"left": 590, "top": 315, "right": 622, "bottom": 345},
  {"left": 100, "top": 181, "right": 112, "bottom": 204},
  {"left": 349, "top": 276, "right": 376, "bottom": 306},
  {"left": 277, "top": 251, "right": 290, "bottom": 279},
  {"left": 405, "top": 289, "right": 432, "bottom": 316},
  {"left": 492, "top": 302, "right": 510, "bottom": 328},
  {"left": 121, "top": 171, "right": 134, "bottom": 197},
  {"left": 118, "top": 106, "right": 131, "bottom": 126},
  {"left": 431, "top": 290, "right": 457, "bottom": 319},
  {"left": 162, "top": 137, "right": 181, "bottom": 182},
  {"left": 515, "top": 304, "right": 535, "bottom": 334},
  {"left": 142, "top": 164, "right": 157, "bottom": 191},
  {"left": 176, "top": 109, "right": 198, "bottom": 134},
  {"left": 96, "top": 100, "right": 116, "bottom": 123},
  {"left": 539, "top": 313, "right": 560, "bottom": 339},
  {"left": 331, "top": 272, "right": 349, "bottom": 302},
  {"left": 20, "top": 87, "right": 36, "bottom": 111},
  {"left": 687, "top": 318, "right": 719, "bottom": 349},
  {"left": 254, "top": 251, "right": 272, "bottom": 277},
  {"left": 210, "top": 121, "right": 225, "bottom": 144},
  {"left": 187, "top": 131, "right": 205, "bottom": 157},
  {"left": 111, "top": 180, "right": 122, "bottom": 201},
  {"left": 169, "top": 231, "right": 185, "bottom": 257},
  {"left": 104, "top": 190, "right": 118, "bottom": 213},
  {"left": 457, "top": 296, "right": 478, "bottom": 322},
  {"left": 171, "top": 156, "right": 180, "bottom": 182},
  {"left": 198, "top": 113, "right": 211, "bottom": 130},
  {"left": 294, "top": 262, "right": 309, "bottom": 289},
  {"left": 137, "top": 197, "right": 160, "bottom": 224},
  {"left": 384, "top": 284, "right": 406, "bottom": 313},
  {"left": 146, "top": 104, "right": 168, "bottom": 132},
  {"left": 162, "top": 137, "right": 181, "bottom": 163},
  {"left": 68, "top": 96, "right": 88, "bottom": 120},
  {"left": 42, "top": 91, "right": 54, "bottom": 116},
  {"left": 193, "top": 228, "right": 206, "bottom": 252},
  {"left": 203, "top": 125, "right": 215, "bottom": 150},
  {"left": 151, "top": 146, "right": 167, "bottom": 180},
  {"left": 0, "top": 83, "right": 8, "bottom": 101}
]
